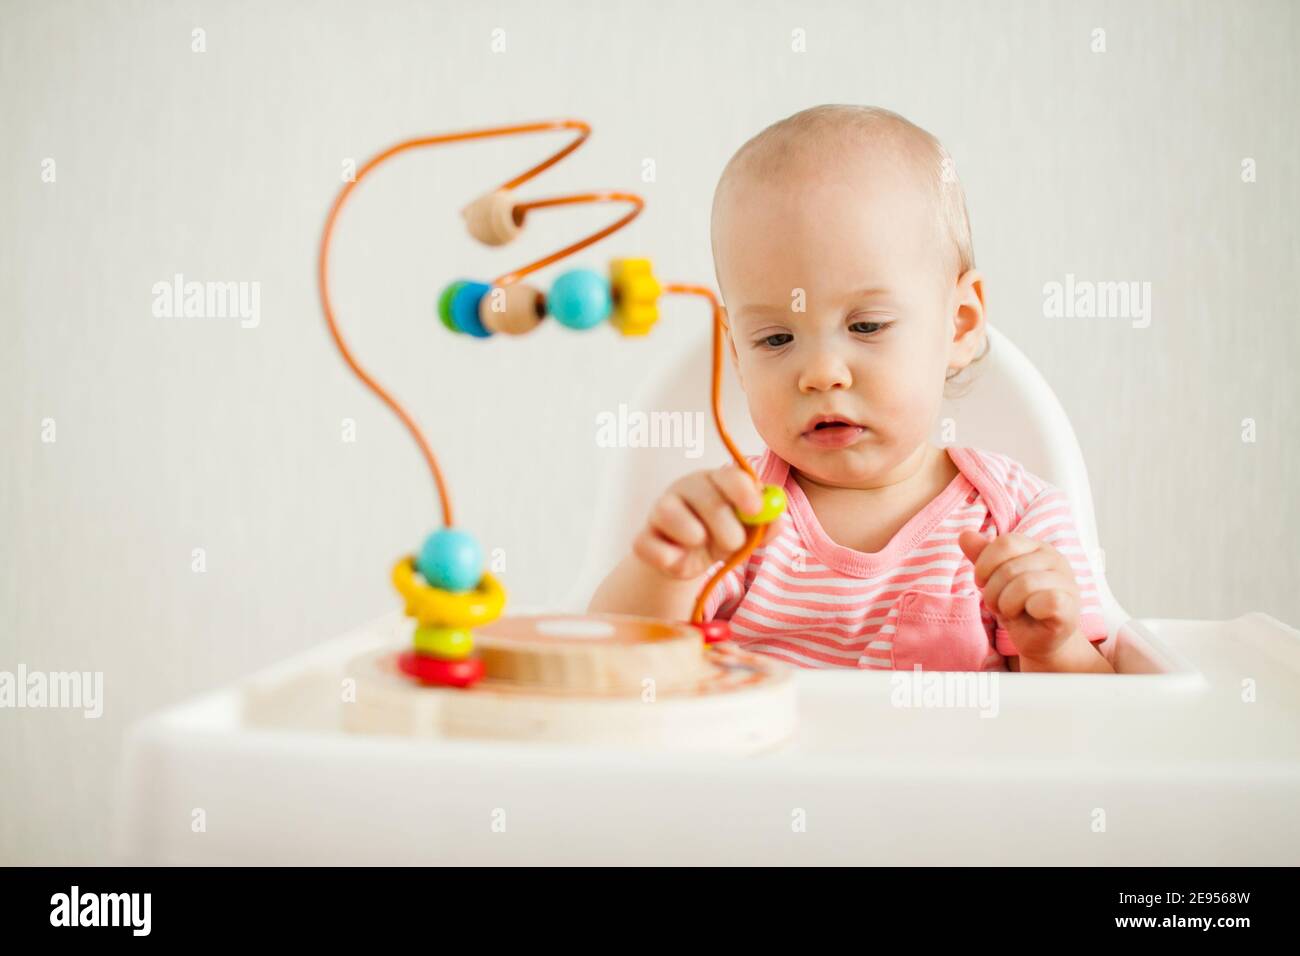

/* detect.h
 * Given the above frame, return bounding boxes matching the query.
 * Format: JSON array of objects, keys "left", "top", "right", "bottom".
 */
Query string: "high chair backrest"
[{"left": 569, "top": 324, "right": 1127, "bottom": 637}]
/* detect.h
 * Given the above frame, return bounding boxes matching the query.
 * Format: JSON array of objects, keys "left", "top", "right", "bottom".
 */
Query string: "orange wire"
[
  {"left": 317, "top": 119, "right": 755, "bottom": 622},
  {"left": 661, "top": 284, "right": 767, "bottom": 624},
  {"left": 493, "top": 192, "right": 644, "bottom": 286},
  {"left": 318, "top": 119, "right": 638, "bottom": 527}
]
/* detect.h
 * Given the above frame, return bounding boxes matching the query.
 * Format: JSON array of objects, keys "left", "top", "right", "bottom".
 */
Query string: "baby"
[{"left": 590, "top": 104, "right": 1113, "bottom": 674}]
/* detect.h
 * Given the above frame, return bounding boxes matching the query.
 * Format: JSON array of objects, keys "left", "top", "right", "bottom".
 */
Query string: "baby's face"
[{"left": 715, "top": 157, "right": 976, "bottom": 489}]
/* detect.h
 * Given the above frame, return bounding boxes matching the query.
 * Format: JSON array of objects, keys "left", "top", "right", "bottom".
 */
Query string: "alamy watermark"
[
  {"left": 889, "top": 665, "right": 999, "bottom": 718},
  {"left": 1, "top": 665, "right": 103, "bottom": 718},
  {"left": 50, "top": 886, "right": 150, "bottom": 935},
  {"left": 595, "top": 403, "right": 705, "bottom": 459},
  {"left": 152, "top": 273, "right": 261, "bottom": 328},
  {"left": 1042, "top": 273, "right": 1151, "bottom": 329}
]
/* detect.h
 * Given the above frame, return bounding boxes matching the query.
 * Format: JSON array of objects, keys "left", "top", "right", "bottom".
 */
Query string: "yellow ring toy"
[{"left": 392, "top": 556, "right": 507, "bottom": 629}]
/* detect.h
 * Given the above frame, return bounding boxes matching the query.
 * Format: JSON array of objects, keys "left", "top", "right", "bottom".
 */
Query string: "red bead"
[
  {"left": 397, "top": 651, "right": 485, "bottom": 687},
  {"left": 690, "top": 620, "right": 732, "bottom": 644}
]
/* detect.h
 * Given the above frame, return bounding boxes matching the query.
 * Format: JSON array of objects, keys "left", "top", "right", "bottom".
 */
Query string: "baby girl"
[{"left": 590, "top": 104, "right": 1113, "bottom": 674}]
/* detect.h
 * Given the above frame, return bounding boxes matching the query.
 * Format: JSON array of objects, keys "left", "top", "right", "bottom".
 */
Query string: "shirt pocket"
[{"left": 889, "top": 589, "right": 992, "bottom": 672}]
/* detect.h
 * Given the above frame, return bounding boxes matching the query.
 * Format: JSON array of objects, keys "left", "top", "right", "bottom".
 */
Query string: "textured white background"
[{"left": 1, "top": 0, "right": 1296, "bottom": 863}]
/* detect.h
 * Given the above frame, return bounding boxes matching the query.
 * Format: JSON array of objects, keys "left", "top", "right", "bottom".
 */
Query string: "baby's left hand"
[{"left": 957, "top": 530, "right": 1081, "bottom": 661}]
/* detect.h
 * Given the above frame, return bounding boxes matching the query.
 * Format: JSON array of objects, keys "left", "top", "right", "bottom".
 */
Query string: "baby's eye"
[
  {"left": 757, "top": 333, "right": 793, "bottom": 349},
  {"left": 850, "top": 320, "right": 890, "bottom": 335}
]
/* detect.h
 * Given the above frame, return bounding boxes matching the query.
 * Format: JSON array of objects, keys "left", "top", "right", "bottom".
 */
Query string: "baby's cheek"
[
  {"left": 870, "top": 374, "right": 924, "bottom": 420},
  {"left": 745, "top": 393, "right": 787, "bottom": 440},
  {"left": 873, "top": 382, "right": 941, "bottom": 450}
]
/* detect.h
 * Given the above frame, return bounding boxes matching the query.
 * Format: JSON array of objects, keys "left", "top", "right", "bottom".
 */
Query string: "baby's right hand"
[{"left": 632, "top": 464, "right": 766, "bottom": 580}]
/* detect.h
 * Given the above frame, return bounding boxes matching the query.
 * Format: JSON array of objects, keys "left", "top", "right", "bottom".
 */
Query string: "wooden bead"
[
  {"left": 460, "top": 190, "right": 522, "bottom": 246},
  {"left": 479, "top": 283, "right": 546, "bottom": 336}
]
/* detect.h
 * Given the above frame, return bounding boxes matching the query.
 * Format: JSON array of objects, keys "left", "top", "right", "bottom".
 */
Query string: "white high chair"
[
  {"left": 115, "top": 326, "right": 1300, "bottom": 865},
  {"left": 567, "top": 324, "right": 1130, "bottom": 647}
]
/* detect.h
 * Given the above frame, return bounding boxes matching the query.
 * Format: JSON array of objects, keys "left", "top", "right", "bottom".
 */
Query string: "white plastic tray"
[{"left": 113, "top": 611, "right": 1300, "bottom": 864}]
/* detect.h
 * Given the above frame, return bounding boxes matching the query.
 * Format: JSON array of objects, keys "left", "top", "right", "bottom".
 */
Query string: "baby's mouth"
[
  {"left": 802, "top": 414, "right": 866, "bottom": 432},
  {"left": 801, "top": 418, "right": 868, "bottom": 447}
]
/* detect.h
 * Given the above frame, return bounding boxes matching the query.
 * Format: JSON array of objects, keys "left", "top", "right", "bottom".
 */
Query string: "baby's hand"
[
  {"left": 958, "top": 530, "right": 1081, "bottom": 660},
  {"left": 632, "top": 465, "right": 765, "bottom": 580}
]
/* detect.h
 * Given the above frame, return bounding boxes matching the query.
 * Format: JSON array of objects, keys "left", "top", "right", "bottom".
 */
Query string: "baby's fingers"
[
  {"left": 996, "top": 570, "right": 1074, "bottom": 622},
  {"left": 683, "top": 478, "right": 750, "bottom": 557},
  {"left": 632, "top": 526, "right": 686, "bottom": 574},
  {"left": 981, "top": 550, "right": 1058, "bottom": 612},
  {"left": 711, "top": 464, "right": 764, "bottom": 516},
  {"left": 648, "top": 493, "right": 708, "bottom": 550},
  {"left": 1023, "top": 587, "right": 1078, "bottom": 625}
]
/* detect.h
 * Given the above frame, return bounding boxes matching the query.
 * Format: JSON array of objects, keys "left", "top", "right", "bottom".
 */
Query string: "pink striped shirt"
[{"left": 702, "top": 446, "right": 1109, "bottom": 671}]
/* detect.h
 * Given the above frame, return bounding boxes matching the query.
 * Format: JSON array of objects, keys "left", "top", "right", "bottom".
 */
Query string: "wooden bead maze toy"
[{"left": 317, "top": 119, "right": 795, "bottom": 752}]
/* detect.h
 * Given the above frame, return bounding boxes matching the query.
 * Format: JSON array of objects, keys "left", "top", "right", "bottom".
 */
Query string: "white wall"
[{"left": 1, "top": 0, "right": 1296, "bottom": 863}]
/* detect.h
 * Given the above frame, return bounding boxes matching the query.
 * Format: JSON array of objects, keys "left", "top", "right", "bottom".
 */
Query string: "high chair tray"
[{"left": 114, "top": 611, "right": 1300, "bottom": 865}]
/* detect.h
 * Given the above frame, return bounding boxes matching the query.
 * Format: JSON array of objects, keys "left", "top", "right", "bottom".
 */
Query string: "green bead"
[
  {"left": 437, "top": 281, "right": 467, "bottom": 333},
  {"left": 737, "top": 484, "right": 786, "bottom": 526},
  {"left": 413, "top": 625, "right": 475, "bottom": 660}
]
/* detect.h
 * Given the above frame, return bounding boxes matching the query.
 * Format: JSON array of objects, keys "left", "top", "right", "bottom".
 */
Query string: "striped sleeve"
[
  {"left": 701, "top": 558, "right": 746, "bottom": 621},
  {"left": 994, "top": 483, "right": 1109, "bottom": 656}
]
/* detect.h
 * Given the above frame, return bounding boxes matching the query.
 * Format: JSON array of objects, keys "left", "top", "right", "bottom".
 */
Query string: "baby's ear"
[{"left": 948, "top": 269, "right": 987, "bottom": 367}]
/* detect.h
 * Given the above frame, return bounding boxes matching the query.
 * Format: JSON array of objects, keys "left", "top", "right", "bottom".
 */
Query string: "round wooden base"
[{"left": 341, "top": 613, "right": 796, "bottom": 753}]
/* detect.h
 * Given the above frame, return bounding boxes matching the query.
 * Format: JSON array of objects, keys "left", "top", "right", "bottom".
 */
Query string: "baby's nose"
[{"left": 798, "top": 350, "right": 853, "bottom": 391}]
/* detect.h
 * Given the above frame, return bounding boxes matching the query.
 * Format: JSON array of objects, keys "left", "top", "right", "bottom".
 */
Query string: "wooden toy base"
[{"left": 341, "top": 613, "right": 797, "bottom": 753}]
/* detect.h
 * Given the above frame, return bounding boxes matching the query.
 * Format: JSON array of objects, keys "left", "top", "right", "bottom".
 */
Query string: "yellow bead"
[
  {"left": 737, "top": 484, "right": 786, "bottom": 526},
  {"left": 615, "top": 304, "right": 658, "bottom": 336},
  {"left": 609, "top": 258, "right": 661, "bottom": 336},
  {"left": 480, "top": 283, "right": 545, "bottom": 335},
  {"left": 461, "top": 190, "right": 522, "bottom": 246},
  {"left": 625, "top": 274, "right": 659, "bottom": 301},
  {"left": 412, "top": 625, "right": 475, "bottom": 660},
  {"left": 392, "top": 557, "right": 507, "bottom": 629}
]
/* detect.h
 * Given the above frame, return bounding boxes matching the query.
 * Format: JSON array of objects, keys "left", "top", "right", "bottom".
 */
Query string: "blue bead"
[
  {"left": 450, "top": 281, "right": 493, "bottom": 338},
  {"left": 416, "top": 528, "right": 485, "bottom": 593},
  {"left": 548, "top": 269, "right": 611, "bottom": 330}
]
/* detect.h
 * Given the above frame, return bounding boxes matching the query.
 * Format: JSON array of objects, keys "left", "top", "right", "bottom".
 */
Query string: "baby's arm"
[
  {"left": 1005, "top": 635, "right": 1114, "bottom": 674},
  {"left": 587, "top": 552, "right": 713, "bottom": 621},
  {"left": 587, "top": 464, "right": 764, "bottom": 620}
]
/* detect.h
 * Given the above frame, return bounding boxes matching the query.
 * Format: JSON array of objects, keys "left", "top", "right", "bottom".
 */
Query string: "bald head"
[{"left": 710, "top": 105, "right": 974, "bottom": 296}]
